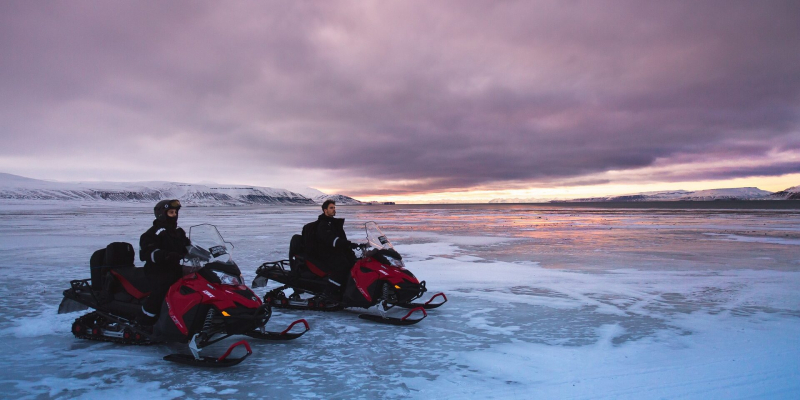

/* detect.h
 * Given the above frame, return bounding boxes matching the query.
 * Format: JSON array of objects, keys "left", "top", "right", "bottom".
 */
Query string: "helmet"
[{"left": 154, "top": 199, "right": 181, "bottom": 220}]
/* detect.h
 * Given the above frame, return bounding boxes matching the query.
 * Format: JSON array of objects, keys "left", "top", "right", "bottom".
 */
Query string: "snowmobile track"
[{"left": 71, "top": 311, "right": 156, "bottom": 346}]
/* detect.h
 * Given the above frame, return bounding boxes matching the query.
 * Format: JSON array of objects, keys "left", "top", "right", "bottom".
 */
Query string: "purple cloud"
[{"left": 1, "top": 0, "right": 798, "bottom": 195}]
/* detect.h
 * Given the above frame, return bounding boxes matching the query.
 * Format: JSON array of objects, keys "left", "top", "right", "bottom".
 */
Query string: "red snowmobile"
[
  {"left": 253, "top": 222, "right": 446, "bottom": 325},
  {"left": 58, "top": 224, "right": 309, "bottom": 367}
]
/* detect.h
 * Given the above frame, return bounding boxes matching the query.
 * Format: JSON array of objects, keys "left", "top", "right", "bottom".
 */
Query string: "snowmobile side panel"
[{"left": 152, "top": 301, "right": 205, "bottom": 343}]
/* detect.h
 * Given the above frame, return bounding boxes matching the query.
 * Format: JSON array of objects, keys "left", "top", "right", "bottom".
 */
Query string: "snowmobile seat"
[
  {"left": 92, "top": 242, "right": 141, "bottom": 300},
  {"left": 301, "top": 258, "right": 329, "bottom": 278},
  {"left": 109, "top": 267, "right": 152, "bottom": 300},
  {"left": 288, "top": 234, "right": 328, "bottom": 279}
]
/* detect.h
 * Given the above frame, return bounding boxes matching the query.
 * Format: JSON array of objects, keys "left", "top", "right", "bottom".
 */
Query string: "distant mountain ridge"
[
  {"left": 490, "top": 186, "right": 799, "bottom": 203},
  {"left": 565, "top": 187, "right": 773, "bottom": 202},
  {"left": 0, "top": 173, "right": 362, "bottom": 205},
  {"left": 770, "top": 185, "right": 800, "bottom": 200}
]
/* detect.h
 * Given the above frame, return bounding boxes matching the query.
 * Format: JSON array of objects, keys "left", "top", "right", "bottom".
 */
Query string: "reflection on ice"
[
  {"left": 703, "top": 232, "right": 800, "bottom": 246},
  {"left": 0, "top": 203, "right": 798, "bottom": 399}
]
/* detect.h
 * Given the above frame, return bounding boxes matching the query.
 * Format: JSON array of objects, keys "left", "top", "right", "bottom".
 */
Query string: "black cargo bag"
[
  {"left": 89, "top": 248, "right": 107, "bottom": 291},
  {"left": 89, "top": 242, "right": 135, "bottom": 291},
  {"left": 104, "top": 242, "right": 135, "bottom": 267}
]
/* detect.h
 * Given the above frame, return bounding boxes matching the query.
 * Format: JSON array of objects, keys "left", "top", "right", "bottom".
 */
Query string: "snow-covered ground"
[{"left": 0, "top": 203, "right": 798, "bottom": 399}]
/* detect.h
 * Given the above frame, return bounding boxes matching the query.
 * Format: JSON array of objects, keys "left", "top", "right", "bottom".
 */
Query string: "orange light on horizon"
[{"left": 352, "top": 173, "right": 800, "bottom": 204}]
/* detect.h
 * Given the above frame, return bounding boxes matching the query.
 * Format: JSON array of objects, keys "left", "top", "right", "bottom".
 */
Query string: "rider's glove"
[{"left": 165, "top": 252, "right": 183, "bottom": 263}]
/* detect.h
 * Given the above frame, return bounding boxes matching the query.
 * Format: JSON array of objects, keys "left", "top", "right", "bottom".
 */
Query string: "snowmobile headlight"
[
  {"left": 212, "top": 270, "right": 243, "bottom": 286},
  {"left": 386, "top": 257, "right": 405, "bottom": 269}
]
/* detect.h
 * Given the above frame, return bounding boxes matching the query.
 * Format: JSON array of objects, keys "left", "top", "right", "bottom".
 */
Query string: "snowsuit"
[
  {"left": 303, "top": 214, "right": 356, "bottom": 287},
  {"left": 139, "top": 219, "right": 190, "bottom": 317}
]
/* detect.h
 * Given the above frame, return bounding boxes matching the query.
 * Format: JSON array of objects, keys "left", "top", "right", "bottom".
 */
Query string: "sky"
[{"left": 1, "top": 1, "right": 798, "bottom": 202}]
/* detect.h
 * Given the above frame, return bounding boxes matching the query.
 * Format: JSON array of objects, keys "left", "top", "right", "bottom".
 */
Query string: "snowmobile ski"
[
  {"left": 244, "top": 318, "right": 310, "bottom": 340},
  {"left": 164, "top": 339, "right": 252, "bottom": 368},
  {"left": 358, "top": 306, "right": 427, "bottom": 326},
  {"left": 396, "top": 292, "right": 448, "bottom": 310}
]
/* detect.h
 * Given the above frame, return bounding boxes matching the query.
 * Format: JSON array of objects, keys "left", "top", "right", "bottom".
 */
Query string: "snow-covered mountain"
[
  {"left": 561, "top": 187, "right": 774, "bottom": 202},
  {"left": 770, "top": 185, "right": 800, "bottom": 200},
  {"left": 0, "top": 173, "right": 361, "bottom": 205},
  {"left": 490, "top": 186, "right": 795, "bottom": 203},
  {"left": 309, "top": 193, "right": 362, "bottom": 205},
  {"left": 286, "top": 186, "right": 328, "bottom": 199},
  {"left": 285, "top": 186, "right": 362, "bottom": 205}
]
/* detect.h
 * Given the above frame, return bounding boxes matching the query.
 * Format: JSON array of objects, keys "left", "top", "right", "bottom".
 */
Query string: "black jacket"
[
  {"left": 139, "top": 219, "right": 190, "bottom": 276},
  {"left": 303, "top": 214, "right": 355, "bottom": 273}
]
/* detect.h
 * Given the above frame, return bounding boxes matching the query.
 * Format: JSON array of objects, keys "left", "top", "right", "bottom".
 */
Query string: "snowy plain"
[{"left": 0, "top": 202, "right": 798, "bottom": 399}]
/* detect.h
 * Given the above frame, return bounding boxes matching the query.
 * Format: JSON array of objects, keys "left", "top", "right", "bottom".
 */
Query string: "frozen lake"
[{"left": 1, "top": 202, "right": 799, "bottom": 399}]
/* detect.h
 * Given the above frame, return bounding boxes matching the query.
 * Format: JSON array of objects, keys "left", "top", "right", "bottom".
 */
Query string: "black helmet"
[{"left": 154, "top": 199, "right": 181, "bottom": 220}]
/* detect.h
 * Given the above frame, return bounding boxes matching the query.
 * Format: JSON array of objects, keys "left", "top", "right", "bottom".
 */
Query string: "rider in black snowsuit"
[
  {"left": 303, "top": 200, "right": 357, "bottom": 298},
  {"left": 136, "top": 199, "right": 190, "bottom": 325}
]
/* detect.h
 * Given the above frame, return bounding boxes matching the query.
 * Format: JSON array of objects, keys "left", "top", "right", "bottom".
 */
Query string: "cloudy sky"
[{"left": 1, "top": 1, "right": 798, "bottom": 202}]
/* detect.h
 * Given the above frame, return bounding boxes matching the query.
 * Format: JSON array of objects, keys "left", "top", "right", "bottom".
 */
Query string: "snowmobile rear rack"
[
  {"left": 252, "top": 260, "right": 291, "bottom": 288},
  {"left": 61, "top": 279, "right": 102, "bottom": 311},
  {"left": 256, "top": 260, "right": 291, "bottom": 276},
  {"left": 69, "top": 279, "right": 92, "bottom": 291}
]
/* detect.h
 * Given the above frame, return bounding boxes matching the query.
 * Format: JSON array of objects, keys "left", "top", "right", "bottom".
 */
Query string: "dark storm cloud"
[{"left": 1, "top": 1, "right": 798, "bottom": 194}]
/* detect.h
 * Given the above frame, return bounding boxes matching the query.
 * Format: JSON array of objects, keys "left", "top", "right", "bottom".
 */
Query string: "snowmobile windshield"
[
  {"left": 186, "top": 224, "right": 235, "bottom": 268},
  {"left": 364, "top": 222, "right": 404, "bottom": 268},
  {"left": 365, "top": 221, "right": 394, "bottom": 250}
]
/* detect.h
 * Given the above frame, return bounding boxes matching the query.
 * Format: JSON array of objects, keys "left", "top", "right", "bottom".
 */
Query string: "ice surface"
[{"left": 0, "top": 203, "right": 798, "bottom": 399}]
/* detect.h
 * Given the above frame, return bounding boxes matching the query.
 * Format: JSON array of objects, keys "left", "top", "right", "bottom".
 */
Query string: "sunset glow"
[{"left": 353, "top": 173, "right": 800, "bottom": 204}]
